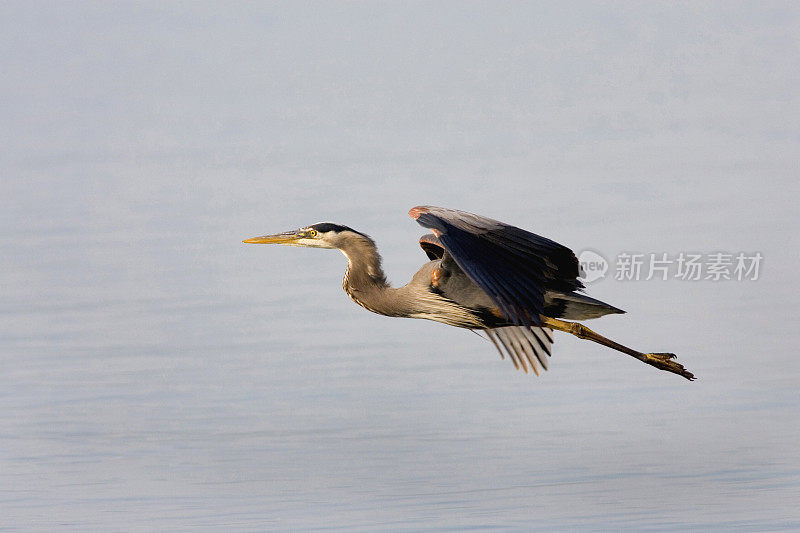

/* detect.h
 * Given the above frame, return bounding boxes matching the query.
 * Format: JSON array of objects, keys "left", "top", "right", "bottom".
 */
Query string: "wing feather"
[
  {"left": 491, "top": 329, "right": 520, "bottom": 370},
  {"left": 410, "top": 206, "right": 582, "bottom": 327},
  {"left": 508, "top": 327, "right": 540, "bottom": 376},
  {"left": 486, "top": 326, "right": 554, "bottom": 375},
  {"left": 418, "top": 233, "right": 445, "bottom": 260},
  {"left": 497, "top": 329, "right": 528, "bottom": 373},
  {"left": 520, "top": 327, "right": 552, "bottom": 370}
]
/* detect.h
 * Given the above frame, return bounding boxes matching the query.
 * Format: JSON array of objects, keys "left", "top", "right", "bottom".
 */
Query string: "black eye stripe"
[
  {"left": 309, "top": 222, "right": 369, "bottom": 238},
  {"left": 309, "top": 222, "right": 350, "bottom": 233}
]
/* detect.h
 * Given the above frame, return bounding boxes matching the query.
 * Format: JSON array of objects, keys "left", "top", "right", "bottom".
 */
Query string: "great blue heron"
[{"left": 244, "top": 206, "right": 694, "bottom": 380}]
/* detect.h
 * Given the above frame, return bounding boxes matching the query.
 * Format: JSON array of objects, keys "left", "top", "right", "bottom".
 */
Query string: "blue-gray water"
[{"left": 2, "top": 3, "right": 799, "bottom": 530}]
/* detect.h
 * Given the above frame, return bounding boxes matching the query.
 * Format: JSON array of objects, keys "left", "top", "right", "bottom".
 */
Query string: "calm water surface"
[{"left": 2, "top": 3, "right": 799, "bottom": 530}]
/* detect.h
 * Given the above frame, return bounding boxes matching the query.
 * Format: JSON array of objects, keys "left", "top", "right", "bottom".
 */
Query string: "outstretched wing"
[{"left": 409, "top": 205, "right": 583, "bottom": 327}]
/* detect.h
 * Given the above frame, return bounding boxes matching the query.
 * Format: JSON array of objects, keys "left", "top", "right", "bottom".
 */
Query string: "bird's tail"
[{"left": 552, "top": 292, "right": 625, "bottom": 320}]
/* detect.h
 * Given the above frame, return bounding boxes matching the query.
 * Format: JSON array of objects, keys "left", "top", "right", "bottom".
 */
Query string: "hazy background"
[{"left": 1, "top": 2, "right": 798, "bottom": 530}]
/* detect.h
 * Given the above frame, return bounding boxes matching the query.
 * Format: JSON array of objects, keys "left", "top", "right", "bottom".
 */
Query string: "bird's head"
[{"left": 242, "top": 222, "right": 369, "bottom": 250}]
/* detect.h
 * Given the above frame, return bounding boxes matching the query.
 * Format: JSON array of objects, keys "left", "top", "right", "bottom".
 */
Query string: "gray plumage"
[{"left": 243, "top": 206, "right": 628, "bottom": 376}]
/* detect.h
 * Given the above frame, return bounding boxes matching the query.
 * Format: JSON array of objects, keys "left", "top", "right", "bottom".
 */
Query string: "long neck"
[
  {"left": 336, "top": 233, "right": 484, "bottom": 328},
  {"left": 339, "top": 236, "right": 410, "bottom": 317}
]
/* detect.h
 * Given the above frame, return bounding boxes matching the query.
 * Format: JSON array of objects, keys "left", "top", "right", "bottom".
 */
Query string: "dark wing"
[
  {"left": 417, "top": 218, "right": 558, "bottom": 376},
  {"left": 409, "top": 205, "right": 583, "bottom": 327},
  {"left": 418, "top": 233, "right": 445, "bottom": 260}
]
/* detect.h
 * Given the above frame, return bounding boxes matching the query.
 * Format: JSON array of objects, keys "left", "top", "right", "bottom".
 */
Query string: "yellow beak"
[{"left": 242, "top": 231, "right": 301, "bottom": 245}]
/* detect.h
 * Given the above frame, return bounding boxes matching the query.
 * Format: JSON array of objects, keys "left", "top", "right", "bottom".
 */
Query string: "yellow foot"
[{"left": 643, "top": 352, "right": 696, "bottom": 381}]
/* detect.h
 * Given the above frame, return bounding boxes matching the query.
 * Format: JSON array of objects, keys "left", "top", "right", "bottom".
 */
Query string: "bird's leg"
[{"left": 539, "top": 316, "right": 695, "bottom": 381}]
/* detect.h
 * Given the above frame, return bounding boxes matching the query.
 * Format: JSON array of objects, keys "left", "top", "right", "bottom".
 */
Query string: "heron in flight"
[{"left": 243, "top": 206, "right": 694, "bottom": 380}]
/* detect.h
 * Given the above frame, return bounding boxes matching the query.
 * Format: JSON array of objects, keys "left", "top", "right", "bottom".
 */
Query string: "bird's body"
[{"left": 244, "top": 206, "right": 694, "bottom": 380}]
